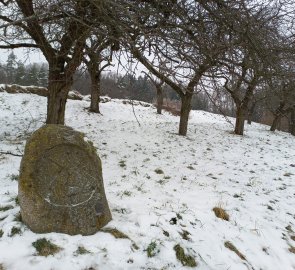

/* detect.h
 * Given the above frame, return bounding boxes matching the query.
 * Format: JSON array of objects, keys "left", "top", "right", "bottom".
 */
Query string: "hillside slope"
[{"left": 0, "top": 92, "right": 295, "bottom": 270}]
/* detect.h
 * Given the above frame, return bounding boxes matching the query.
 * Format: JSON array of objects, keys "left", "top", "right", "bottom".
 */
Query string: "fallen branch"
[{"left": 0, "top": 151, "right": 23, "bottom": 157}]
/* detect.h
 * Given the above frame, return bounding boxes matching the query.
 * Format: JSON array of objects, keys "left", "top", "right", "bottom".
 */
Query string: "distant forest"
[
  {"left": 0, "top": 52, "right": 212, "bottom": 112},
  {"left": 1, "top": 52, "right": 290, "bottom": 131}
]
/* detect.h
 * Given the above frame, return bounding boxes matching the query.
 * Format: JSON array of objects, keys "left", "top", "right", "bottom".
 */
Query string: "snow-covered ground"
[{"left": 0, "top": 92, "right": 295, "bottom": 270}]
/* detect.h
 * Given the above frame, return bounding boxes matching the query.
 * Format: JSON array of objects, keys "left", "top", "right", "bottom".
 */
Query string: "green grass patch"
[
  {"left": 14, "top": 196, "right": 19, "bottom": 205},
  {"left": 8, "top": 174, "right": 19, "bottom": 181},
  {"left": 13, "top": 212, "right": 22, "bottom": 222},
  {"left": 154, "top": 168, "right": 164, "bottom": 174},
  {"left": 174, "top": 244, "right": 197, "bottom": 267},
  {"left": 119, "top": 160, "right": 126, "bottom": 168},
  {"left": 146, "top": 241, "right": 159, "bottom": 257},
  {"left": 9, "top": 226, "right": 21, "bottom": 237},
  {"left": 75, "top": 246, "right": 91, "bottom": 255},
  {"left": 0, "top": 205, "right": 13, "bottom": 212},
  {"left": 32, "top": 238, "right": 61, "bottom": 256},
  {"left": 180, "top": 230, "right": 191, "bottom": 241}
]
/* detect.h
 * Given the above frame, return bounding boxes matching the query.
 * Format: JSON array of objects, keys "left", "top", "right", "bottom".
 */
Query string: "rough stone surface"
[{"left": 19, "top": 125, "right": 111, "bottom": 235}]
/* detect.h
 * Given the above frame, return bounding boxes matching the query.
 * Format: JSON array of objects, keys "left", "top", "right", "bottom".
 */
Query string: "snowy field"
[{"left": 0, "top": 92, "right": 295, "bottom": 270}]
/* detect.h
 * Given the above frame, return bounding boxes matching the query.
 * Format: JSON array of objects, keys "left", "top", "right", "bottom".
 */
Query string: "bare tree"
[
  {"left": 0, "top": 1, "right": 98, "bottom": 124},
  {"left": 84, "top": 34, "right": 114, "bottom": 113},
  {"left": 205, "top": 0, "right": 286, "bottom": 135},
  {"left": 122, "top": 1, "right": 228, "bottom": 135},
  {"left": 142, "top": 70, "right": 165, "bottom": 114}
]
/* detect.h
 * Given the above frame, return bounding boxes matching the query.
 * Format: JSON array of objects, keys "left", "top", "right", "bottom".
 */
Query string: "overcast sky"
[
  {"left": 0, "top": 48, "right": 46, "bottom": 64},
  {"left": 0, "top": 47, "right": 148, "bottom": 77}
]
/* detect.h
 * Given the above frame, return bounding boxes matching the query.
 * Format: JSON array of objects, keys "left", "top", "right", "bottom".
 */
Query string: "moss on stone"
[{"left": 19, "top": 124, "right": 111, "bottom": 235}]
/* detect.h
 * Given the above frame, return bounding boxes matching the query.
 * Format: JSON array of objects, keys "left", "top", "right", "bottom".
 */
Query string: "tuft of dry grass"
[
  {"left": 213, "top": 207, "right": 229, "bottom": 221},
  {"left": 224, "top": 241, "right": 246, "bottom": 260},
  {"left": 101, "top": 228, "right": 129, "bottom": 239},
  {"left": 101, "top": 228, "right": 139, "bottom": 250}
]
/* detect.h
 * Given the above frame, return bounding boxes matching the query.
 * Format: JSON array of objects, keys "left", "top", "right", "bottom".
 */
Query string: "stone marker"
[{"left": 19, "top": 125, "right": 111, "bottom": 235}]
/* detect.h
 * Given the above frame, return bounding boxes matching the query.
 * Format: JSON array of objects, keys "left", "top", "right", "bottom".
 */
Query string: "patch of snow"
[{"left": 0, "top": 92, "right": 295, "bottom": 269}]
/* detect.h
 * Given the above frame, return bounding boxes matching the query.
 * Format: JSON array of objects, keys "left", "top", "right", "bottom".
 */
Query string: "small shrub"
[
  {"left": 32, "top": 238, "right": 61, "bottom": 256},
  {"left": 154, "top": 168, "right": 164, "bottom": 174},
  {"left": 174, "top": 244, "right": 197, "bottom": 267},
  {"left": 9, "top": 226, "right": 21, "bottom": 237},
  {"left": 289, "top": 246, "right": 295, "bottom": 254},
  {"left": 213, "top": 207, "right": 229, "bottom": 221},
  {"left": 146, "top": 241, "right": 159, "bottom": 257},
  {"left": 224, "top": 241, "right": 246, "bottom": 260},
  {"left": 0, "top": 229, "right": 3, "bottom": 238}
]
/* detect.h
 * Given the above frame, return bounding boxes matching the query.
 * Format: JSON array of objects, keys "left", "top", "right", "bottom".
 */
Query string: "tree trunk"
[
  {"left": 247, "top": 103, "right": 255, "bottom": 125},
  {"left": 46, "top": 70, "right": 71, "bottom": 124},
  {"left": 179, "top": 93, "right": 193, "bottom": 136},
  {"left": 270, "top": 102, "right": 285, "bottom": 132},
  {"left": 234, "top": 106, "right": 247, "bottom": 135},
  {"left": 270, "top": 114, "right": 281, "bottom": 132},
  {"left": 156, "top": 85, "right": 163, "bottom": 114},
  {"left": 290, "top": 107, "right": 295, "bottom": 136},
  {"left": 89, "top": 72, "right": 101, "bottom": 113}
]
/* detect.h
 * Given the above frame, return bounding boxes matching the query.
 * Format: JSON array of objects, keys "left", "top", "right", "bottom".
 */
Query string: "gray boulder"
[{"left": 19, "top": 125, "right": 111, "bottom": 235}]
